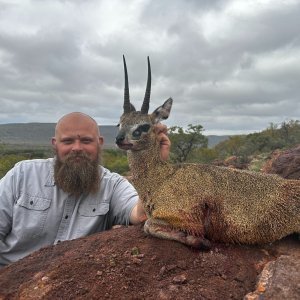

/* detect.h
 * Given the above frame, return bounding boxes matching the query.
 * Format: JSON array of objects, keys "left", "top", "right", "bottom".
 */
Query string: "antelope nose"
[{"left": 116, "top": 134, "right": 125, "bottom": 145}]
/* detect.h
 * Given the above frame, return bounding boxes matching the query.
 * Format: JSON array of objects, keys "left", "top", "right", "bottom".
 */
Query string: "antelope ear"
[{"left": 151, "top": 98, "right": 173, "bottom": 123}]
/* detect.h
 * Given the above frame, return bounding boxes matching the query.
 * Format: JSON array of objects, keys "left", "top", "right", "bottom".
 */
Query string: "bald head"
[{"left": 55, "top": 112, "right": 100, "bottom": 137}]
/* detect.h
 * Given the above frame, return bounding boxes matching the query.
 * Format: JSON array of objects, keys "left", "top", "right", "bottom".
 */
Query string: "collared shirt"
[{"left": 0, "top": 158, "right": 138, "bottom": 268}]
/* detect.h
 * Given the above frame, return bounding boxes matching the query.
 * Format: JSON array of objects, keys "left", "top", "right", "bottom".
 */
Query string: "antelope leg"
[{"left": 144, "top": 218, "right": 211, "bottom": 250}]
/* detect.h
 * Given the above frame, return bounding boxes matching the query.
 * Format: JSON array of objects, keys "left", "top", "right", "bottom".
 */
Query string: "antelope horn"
[
  {"left": 141, "top": 56, "right": 151, "bottom": 114},
  {"left": 123, "top": 55, "right": 131, "bottom": 113}
]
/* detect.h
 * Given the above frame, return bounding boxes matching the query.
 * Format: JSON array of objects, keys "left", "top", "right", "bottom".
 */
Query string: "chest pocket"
[
  {"left": 14, "top": 195, "right": 51, "bottom": 239},
  {"left": 78, "top": 202, "right": 109, "bottom": 217},
  {"left": 77, "top": 202, "right": 110, "bottom": 234},
  {"left": 18, "top": 196, "right": 51, "bottom": 211}
]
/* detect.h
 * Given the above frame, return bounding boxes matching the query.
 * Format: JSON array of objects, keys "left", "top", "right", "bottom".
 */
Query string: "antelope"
[{"left": 116, "top": 56, "right": 300, "bottom": 249}]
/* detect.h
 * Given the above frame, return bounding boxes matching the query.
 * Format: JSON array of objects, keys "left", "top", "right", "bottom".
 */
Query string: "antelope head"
[{"left": 116, "top": 56, "right": 173, "bottom": 151}]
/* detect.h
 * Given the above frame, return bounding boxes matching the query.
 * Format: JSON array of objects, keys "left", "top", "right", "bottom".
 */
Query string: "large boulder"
[
  {"left": 245, "top": 253, "right": 300, "bottom": 300},
  {"left": 262, "top": 144, "right": 300, "bottom": 179}
]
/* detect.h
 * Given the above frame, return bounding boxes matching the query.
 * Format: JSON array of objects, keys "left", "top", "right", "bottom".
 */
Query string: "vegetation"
[
  {"left": 0, "top": 119, "right": 299, "bottom": 178},
  {"left": 214, "top": 120, "right": 300, "bottom": 162},
  {"left": 0, "top": 154, "right": 29, "bottom": 178},
  {"left": 0, "top": 144, "right": 51, "bottom": 178},
  {"left": 167, "top": 119, "right": 300, "bottom": 165},
  {"left": 102, "top": 149, "right": 129, "bottom": 175},
  {"left": 169, "top": 124, "right": 208, "bottom": 163}
]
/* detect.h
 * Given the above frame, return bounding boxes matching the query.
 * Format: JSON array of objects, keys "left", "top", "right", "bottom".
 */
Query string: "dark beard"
[{"left": 54, "top": 152, "right": 101, "bottom": 197}]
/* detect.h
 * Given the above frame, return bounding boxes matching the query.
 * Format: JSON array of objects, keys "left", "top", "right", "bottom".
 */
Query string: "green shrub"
[
  {"left": 0, "top": 154, "right": 29, "bottom": 178},
  {"left": 102, "top": 149, "right": 129, "bottom": 175}
]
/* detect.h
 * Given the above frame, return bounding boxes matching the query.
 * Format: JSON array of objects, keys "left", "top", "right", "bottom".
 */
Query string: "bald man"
[{"left": 0, "top": 112, "right": 170, "bottom": 268}]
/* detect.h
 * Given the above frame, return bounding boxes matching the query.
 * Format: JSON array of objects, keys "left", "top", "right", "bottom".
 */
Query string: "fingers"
[
  {"left": 154, "top": 124, "right": 171, "bottom": 161},
  {"left": 154, "top": 123, "right": 168, "bottom": 135}
]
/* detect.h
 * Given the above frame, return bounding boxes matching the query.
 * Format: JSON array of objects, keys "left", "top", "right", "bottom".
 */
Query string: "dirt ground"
[{"left": 0, "top": 224, "right": 299, "bottom": 300}]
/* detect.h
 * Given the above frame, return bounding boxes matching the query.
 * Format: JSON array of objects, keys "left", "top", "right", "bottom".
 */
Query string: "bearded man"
[{"left": 0, "top": 112, "right": 170, "bottom": 268}]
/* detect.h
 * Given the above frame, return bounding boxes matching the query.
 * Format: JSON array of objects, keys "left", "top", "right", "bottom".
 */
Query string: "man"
[{"left": 0, "top": 112, "right": 170, "bottom": 268}]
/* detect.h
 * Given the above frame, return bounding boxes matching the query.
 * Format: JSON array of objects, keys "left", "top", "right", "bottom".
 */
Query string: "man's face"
[
  {"left": 52, "top": 114, "right": 103, "bottom": 162},
  {"left": 52, "top": 113, "right": 104, "bottom": 196}
]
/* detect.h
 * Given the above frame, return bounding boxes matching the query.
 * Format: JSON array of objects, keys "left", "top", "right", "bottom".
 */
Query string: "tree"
[{"left": 169, "top": 124, "right": 208, "bottom": 163}]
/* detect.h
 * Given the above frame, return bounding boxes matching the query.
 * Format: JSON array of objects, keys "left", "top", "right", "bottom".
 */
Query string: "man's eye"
[
  {"left": 62, "top": 140, "right": 73, "bottom": 144},
  {"left": 81, "top": 139, "right": 93, "bottom": 144}
]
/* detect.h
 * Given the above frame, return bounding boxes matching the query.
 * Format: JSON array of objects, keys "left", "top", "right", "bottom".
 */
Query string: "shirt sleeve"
[
  {"left": 108, "top": 174, "right": 139, "bottom": 227},
  {"left": 0, "top": 167, "right": 16, "bottom": 241}
]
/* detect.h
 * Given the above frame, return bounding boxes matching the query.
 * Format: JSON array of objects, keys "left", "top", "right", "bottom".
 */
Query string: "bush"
[
  {"left": 0, "top": 154, "right": 29, "bottom": 178},
  {"left": 102, "top": 149, "right": 129, "bottom": 175}
]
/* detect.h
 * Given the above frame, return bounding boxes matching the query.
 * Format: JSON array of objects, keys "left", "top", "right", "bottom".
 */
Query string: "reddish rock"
[
  {"left": 0, "top": 225, "right": 299, "bottom": 300},
  {"left": 262, "top": 144, "right": 300, "bottom": 179},
  {"left": 212, "top": 156, "right": 248, "bottom": 169},
  {"left": 245, "top": 254, "right": 300, "bottom": 300}
]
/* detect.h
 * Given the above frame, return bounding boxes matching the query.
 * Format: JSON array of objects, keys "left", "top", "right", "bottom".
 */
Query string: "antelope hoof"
[{"left": 144, "top": 219, "right": 211, "bottom": 250}]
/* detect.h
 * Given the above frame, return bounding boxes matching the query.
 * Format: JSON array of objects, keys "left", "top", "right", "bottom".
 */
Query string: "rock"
[
  {"left": 172, "top": 274, "right": 187, "bottom": 284},
  {"left": 262, "top": 144, "right": 300, "bottom": 179},
  {"left": 0, "top": 217, "right": 299, "bottom": 300},
  {"left": 212, "top": 156, "right": 248, "bottom": 169},
  {"left": 244, "top": 254, "right": 300, "bottom": 300}
]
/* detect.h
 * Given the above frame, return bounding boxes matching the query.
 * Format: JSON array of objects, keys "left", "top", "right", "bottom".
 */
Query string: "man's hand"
[
  {"left": 130, "top": 199, "right": 147, "bottom": 225},
  {"left": 154, "top": 123, "right": 171, "bottom": 161}
]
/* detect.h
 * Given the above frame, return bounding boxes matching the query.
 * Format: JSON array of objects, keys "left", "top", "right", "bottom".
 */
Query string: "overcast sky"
[{"left": 0, "top": 0, "right": 299, "bottom": 135}]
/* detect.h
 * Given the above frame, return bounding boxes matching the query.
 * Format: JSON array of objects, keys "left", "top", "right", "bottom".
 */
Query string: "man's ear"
[
  {"left": 99, "top": 136, "right": 104, "bottom": 146},
  {"left": 51, "top": 137, "right": 57, "bottom": 149},
  {"left": 151, "top": 98, "right": 173, "bottom": 123}
]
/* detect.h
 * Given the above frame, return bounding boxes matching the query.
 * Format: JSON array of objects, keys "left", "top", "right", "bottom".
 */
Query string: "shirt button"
[
  {"left": 30, "top": 201, "right": 33, "bottom": 205},
  {"left": 92, "top": 208, "right": 96, "bottom": 212},
  {"left": 65, "top": 215, "right": 69, "bottom": 219}
]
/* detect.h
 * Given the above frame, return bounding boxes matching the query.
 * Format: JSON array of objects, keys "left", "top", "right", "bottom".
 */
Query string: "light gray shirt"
[{"left": 0, "top": 158, "right": 138, "bottom": 268}]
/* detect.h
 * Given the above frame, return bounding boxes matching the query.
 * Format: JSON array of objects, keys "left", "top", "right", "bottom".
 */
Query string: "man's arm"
[
  {"left": 129, "top": 199, "right": 147, "bottom": 225},
  {"left": 0, "top": 168, "right": 15, "bottom": 268},
  {"left": 0, "top": 169, "right": 15, "bottom": 240},
  {"left": 129, "top": 123, "right": 171, "bottom": 224}
]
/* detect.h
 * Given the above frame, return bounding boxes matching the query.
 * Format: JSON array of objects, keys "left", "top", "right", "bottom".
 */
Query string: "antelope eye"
[
  {"left": 132, "top": 124, "right": 150, "bottom": 138},
  {"left": 132, "top": 129, "right": 141, "bottom": 137},
  {"left": 139, "top": 124, "right": 150, "bottom": 132}
]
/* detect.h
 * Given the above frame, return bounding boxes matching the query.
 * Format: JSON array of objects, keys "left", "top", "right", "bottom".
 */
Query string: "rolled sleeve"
[{"left": 107, "top": 174, "right": 139, "bottom": 227}]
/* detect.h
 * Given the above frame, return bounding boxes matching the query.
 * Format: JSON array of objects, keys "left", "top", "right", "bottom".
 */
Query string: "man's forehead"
[
  {"left": 56, "top": 113, "right": 100, "bottom": 135},
  {"left": 58, "top": 113, "right": 93, "bottom": 126},
  {"left": 59, "top": 132, "right": 94, "bottom": 138}
]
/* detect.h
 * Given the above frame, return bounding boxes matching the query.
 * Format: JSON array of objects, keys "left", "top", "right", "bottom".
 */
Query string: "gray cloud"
[{"left": 0, "top": 0, "right": 299, "bottom": 135}]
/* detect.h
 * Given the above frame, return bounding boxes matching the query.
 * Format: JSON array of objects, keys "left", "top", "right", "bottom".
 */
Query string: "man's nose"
[{"left": 72, "top": 140, "right": 83, "bottom": 151}]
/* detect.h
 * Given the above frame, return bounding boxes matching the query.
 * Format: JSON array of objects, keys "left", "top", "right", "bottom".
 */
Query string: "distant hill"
[
  {"left": 0, "top": 123, "right": 228, "bottom": 149},
  {"left": 207, "top": 135, "right": 230, "bottom": 147}
]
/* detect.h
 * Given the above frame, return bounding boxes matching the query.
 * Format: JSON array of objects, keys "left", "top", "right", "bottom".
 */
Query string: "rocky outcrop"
[
  {"left": 262, "top": 144, "right": 300, "bottom": 179},
  {"left": 244, "top": 253, "right": 300, "bottom": 300},
  {"left": 0, "top": 225, "right": 299, "bottom": 300},
  {"left": 212, "top": 155, "right": 248, "bottom": 169}
]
